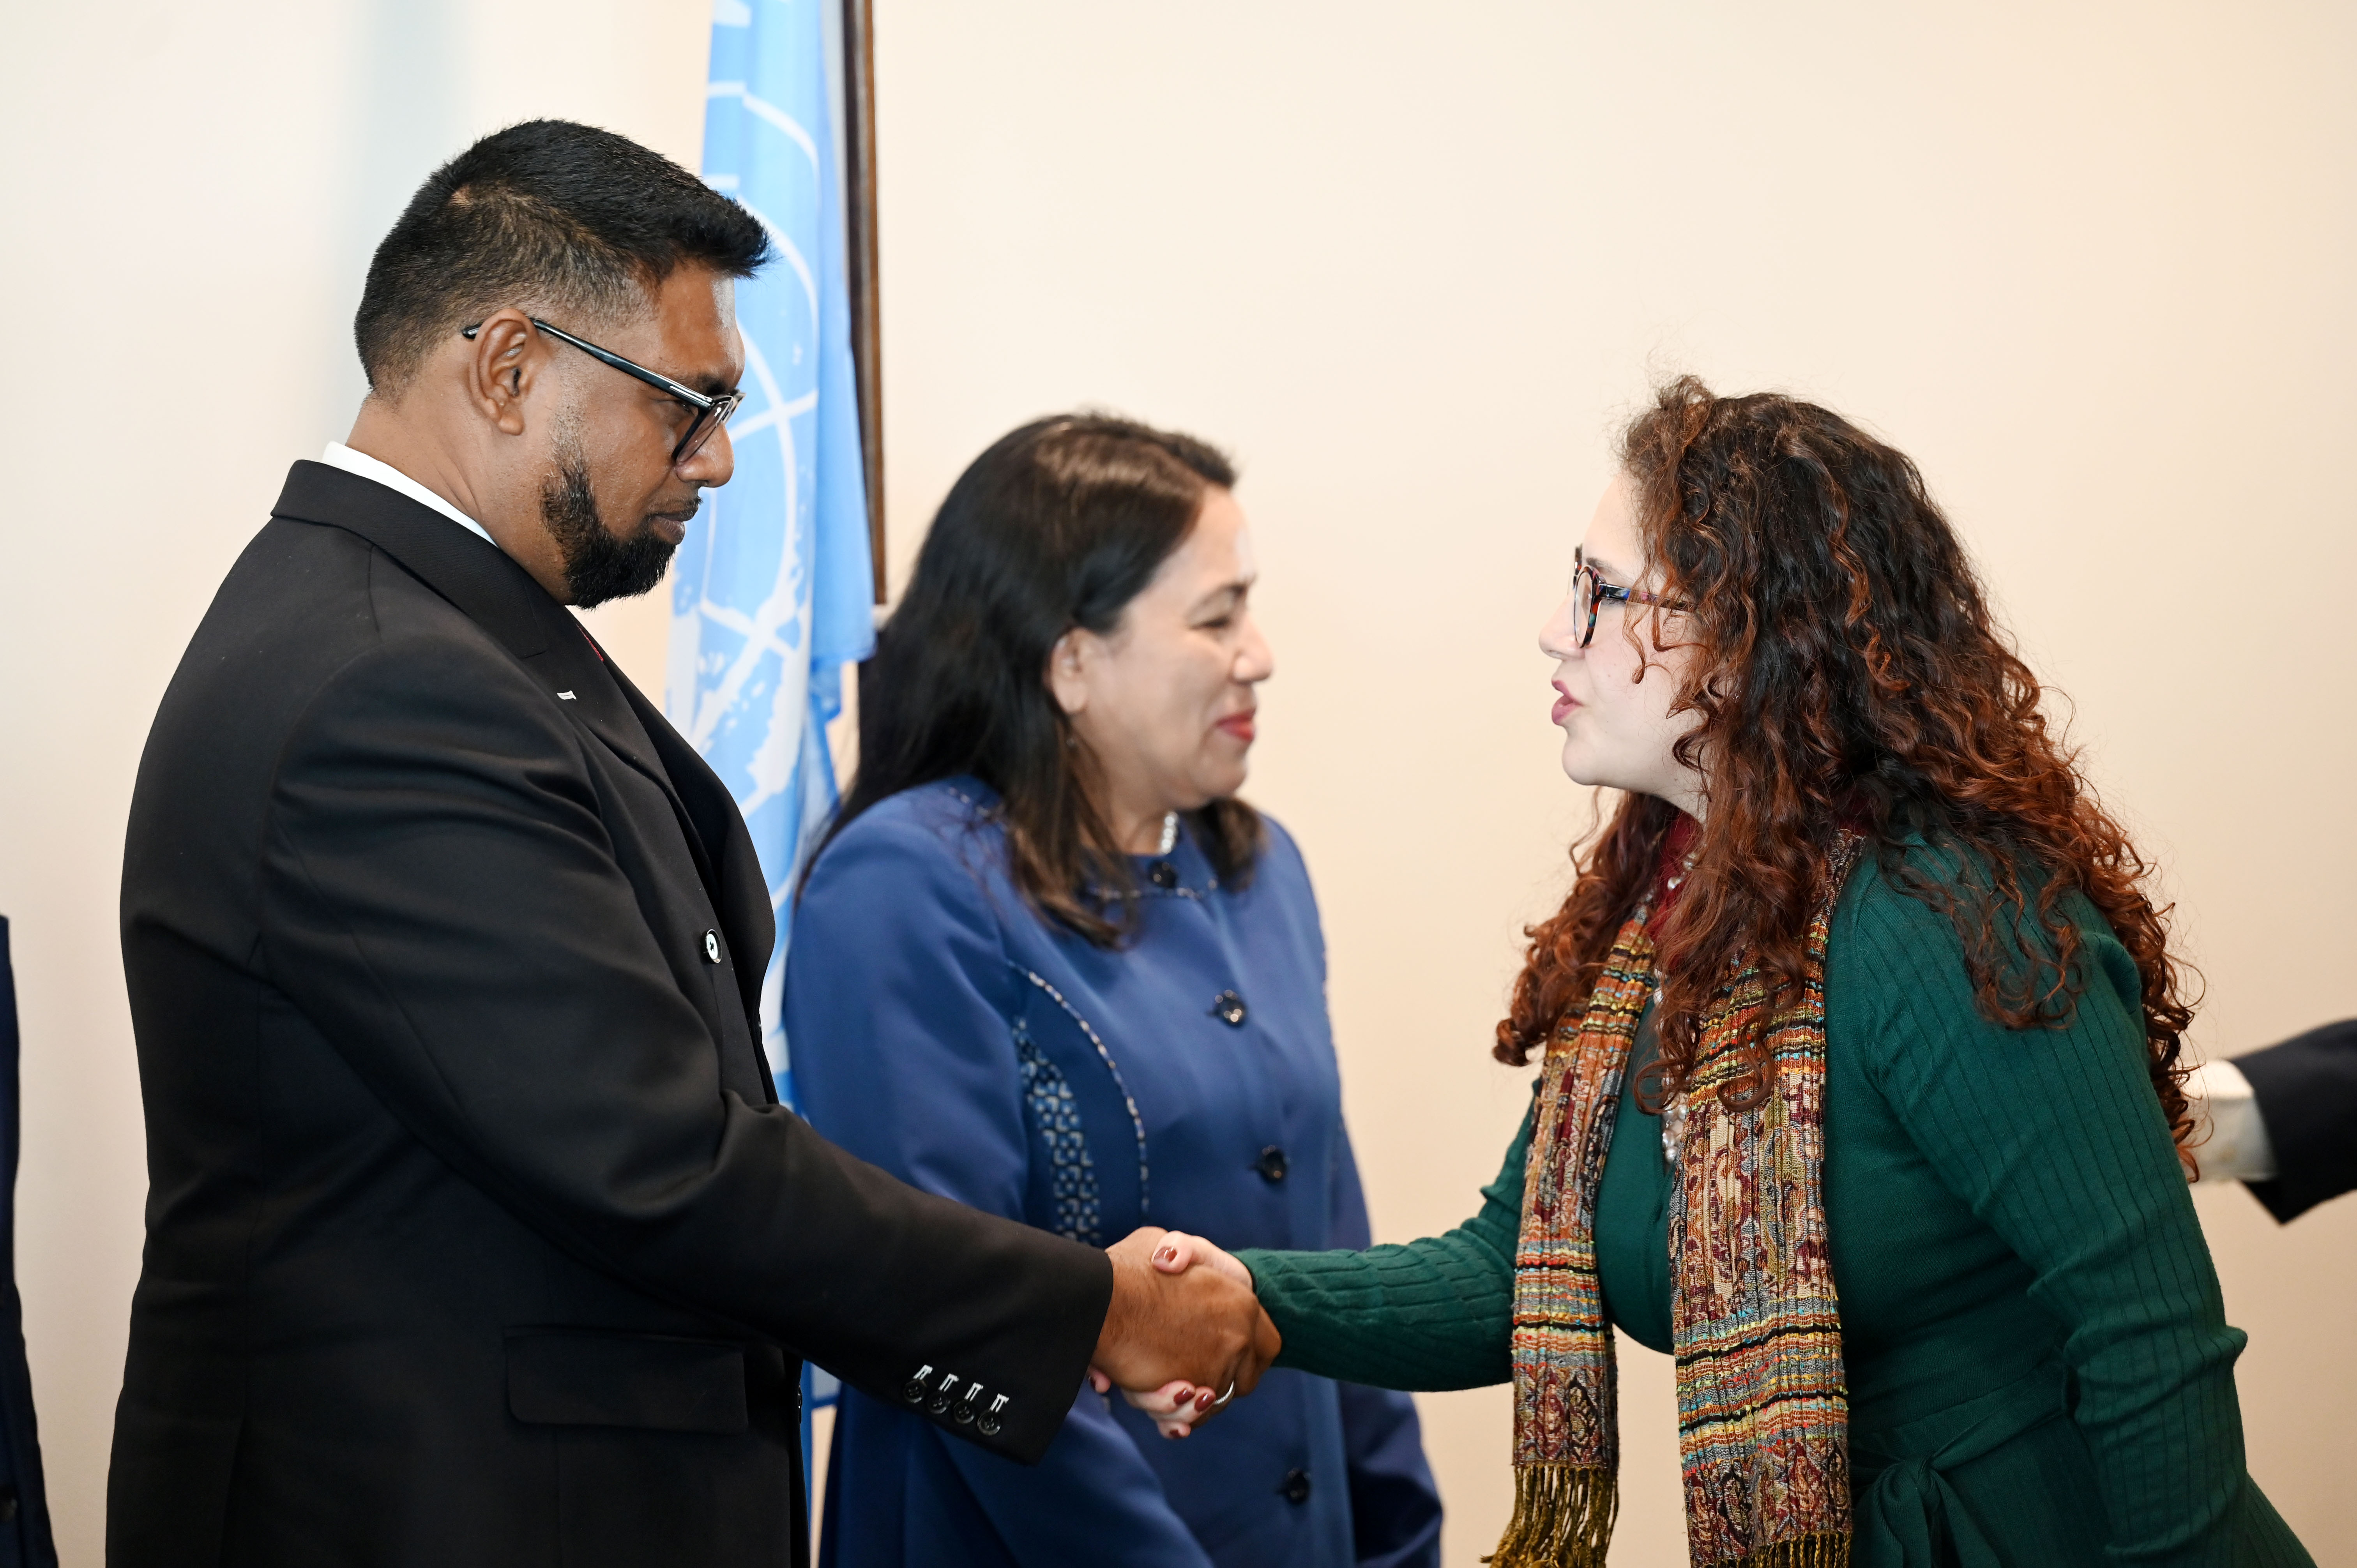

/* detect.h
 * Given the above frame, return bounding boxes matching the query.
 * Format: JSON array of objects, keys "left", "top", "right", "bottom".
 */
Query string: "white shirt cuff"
[{"left": 2189, "top": 1058, "right": 2278, "bottom": 1183}]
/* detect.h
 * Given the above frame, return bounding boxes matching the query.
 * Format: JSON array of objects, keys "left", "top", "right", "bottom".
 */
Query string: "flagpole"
[{"left": 842, "top": 0, "right": 886, "bottom": 604}]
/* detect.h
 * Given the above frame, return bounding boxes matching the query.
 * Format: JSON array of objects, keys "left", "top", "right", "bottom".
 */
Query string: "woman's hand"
[
  {"left": 1086, "top": 1232, "right": 1262, "bottom": 1439},
  {"left": 1149, "top": 1231, "right": 1254, "bottom": 1290}
]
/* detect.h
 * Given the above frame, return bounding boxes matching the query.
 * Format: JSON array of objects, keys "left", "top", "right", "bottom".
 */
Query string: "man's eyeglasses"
[
  {"left": 1565, "top": 557, "right": 1689, "bottom": 650},
  {"left": 461, "top": 316, "right": 744, "bottom": 466}
]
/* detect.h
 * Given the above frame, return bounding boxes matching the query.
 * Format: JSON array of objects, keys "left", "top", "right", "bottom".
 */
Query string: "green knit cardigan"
[{"left": 1235, "top": 849, "right": 2311, "bottom": 1566}]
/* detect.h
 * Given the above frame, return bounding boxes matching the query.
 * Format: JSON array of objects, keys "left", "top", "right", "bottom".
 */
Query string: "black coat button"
[
  {"left": 1209, "top": 990, "right": 1247, "bottom": 1027},
  {"left": 978, "top": 1413, "right": 1002, "bottom": 1437},
  {"left": 1147, "top": 859, "right": 1179, "bottom": 890},
  {"left": 1280, "top": 1467, "right": 1312, "bottom": 1504},
  {"left": 702, "top": 930, "right": 722, "bottom": 964},
  {"left": 1254, "top": 1146, "right": 1289, "bottom": 1183}
]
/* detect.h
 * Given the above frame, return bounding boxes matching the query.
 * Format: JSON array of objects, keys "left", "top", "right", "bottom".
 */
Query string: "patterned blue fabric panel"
[
  {"left": 1014, "top": 966, "right": 1150, "bottom": 1222},
  {"left": 1015, "top": 1022, "right": 1103, "bottom": 1246}
]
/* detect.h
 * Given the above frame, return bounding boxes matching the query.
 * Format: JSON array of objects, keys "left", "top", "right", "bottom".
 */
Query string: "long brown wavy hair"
[{"left": 1496, "top": 378, "right": 2197, "bottom": 1162}]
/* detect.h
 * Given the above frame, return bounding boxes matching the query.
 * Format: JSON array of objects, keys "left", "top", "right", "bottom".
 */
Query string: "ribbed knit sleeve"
[
  {"left": 1831, "top": 861, "right": 2297, "bottom": 1566},
  {"left": 1232, "top": 1099, "right": 1531, "bottom": 1391}
]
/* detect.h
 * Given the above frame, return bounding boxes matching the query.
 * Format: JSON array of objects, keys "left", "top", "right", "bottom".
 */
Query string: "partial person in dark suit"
[
  {"left": 111, "top": 121, "right": 1273, "bottom": 1568},
  {"left": 2189, "top": 1021, "right": 2357, "bottom": 1222},
  {"left": 0, "top": 919, "right": 58, "bottom": 1568}
]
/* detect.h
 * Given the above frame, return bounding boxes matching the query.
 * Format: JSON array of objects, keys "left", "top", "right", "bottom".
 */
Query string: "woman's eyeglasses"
[
  {"left": 1565, "top": 558, "right": 1689, "bottom": 650},
  {"left": 460, "top": 316, "right": 745, "bottom": 466}
]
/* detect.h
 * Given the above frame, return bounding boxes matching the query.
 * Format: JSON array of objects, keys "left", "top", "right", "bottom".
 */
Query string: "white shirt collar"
[{"left": 318, "top": 441, "right": 500, "bottom": 551}]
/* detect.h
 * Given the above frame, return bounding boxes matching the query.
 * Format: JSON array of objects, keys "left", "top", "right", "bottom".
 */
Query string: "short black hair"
[{"left": 355, "top": 119, "right": 769, "bottom": 395}]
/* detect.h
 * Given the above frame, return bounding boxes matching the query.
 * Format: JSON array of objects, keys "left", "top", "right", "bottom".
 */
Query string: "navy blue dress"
[{"left": 785, "top": 779, "right": 1441, "bottom": 1568}]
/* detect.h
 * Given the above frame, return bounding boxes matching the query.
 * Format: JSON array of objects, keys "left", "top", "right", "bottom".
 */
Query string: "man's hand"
[{"left": 1087, "top": 1227, "right": 1279, "bottom": 1437}]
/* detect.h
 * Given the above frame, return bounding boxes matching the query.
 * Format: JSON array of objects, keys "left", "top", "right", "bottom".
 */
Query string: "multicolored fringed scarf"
[{"left": 1492, "top": 838, "right": 1861, "bottom": 1568}]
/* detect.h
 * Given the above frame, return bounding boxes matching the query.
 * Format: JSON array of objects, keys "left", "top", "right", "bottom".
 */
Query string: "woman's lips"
[
  {"left": 1215, "top": 712, "right": 1256, "bottom": 744},
  {"left": 1552, "top": 693, "right": 1578, "bottom": 725}
]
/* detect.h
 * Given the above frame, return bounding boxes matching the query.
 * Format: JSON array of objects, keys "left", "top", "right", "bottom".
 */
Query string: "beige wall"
[{"left": 2, "top": 2, "right": 2351, "bottom": 1563}]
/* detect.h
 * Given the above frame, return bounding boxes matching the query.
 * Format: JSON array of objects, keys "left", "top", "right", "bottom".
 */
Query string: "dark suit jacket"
[
  {"left": 2237, "top": 1018, "right": 2357, "bottom": 1223},
  {"left": 112, "top": 463, "right": 1112, "bottom": 1568},
  {"left": 0, "top": 919, "right": 58, "bottom": 1568}
]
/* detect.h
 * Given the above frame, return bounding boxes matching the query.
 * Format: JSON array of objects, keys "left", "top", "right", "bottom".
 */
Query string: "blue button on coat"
[{"left": 786, "top": 780, "right": 1441, "bottom": 1568}]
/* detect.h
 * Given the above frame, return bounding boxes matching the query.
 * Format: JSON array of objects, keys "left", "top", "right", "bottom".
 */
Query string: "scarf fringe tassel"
[
  {"left": 1483, "top": 1463, "right": 1616, "bottom": 1568},
  {"left": 1482, "top": 1464, "right": 1850, "bottom": 1568},
  {"left": 1707, "top": 1533, "right": 1852, "bottom": 1568}
]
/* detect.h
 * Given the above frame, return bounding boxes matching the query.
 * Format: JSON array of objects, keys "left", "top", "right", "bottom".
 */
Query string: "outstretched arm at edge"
[{"left": 1226, "top": 1097, "right": 1534, "bottom": 1393}]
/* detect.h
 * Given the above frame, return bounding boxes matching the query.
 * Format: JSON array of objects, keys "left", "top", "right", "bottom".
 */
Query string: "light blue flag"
[
  {"left": 677, "top": 0, "right": 875, "bottom": 1471},
  {"left": 677, "top": 0, "right": 876, "bottom": 1099}
]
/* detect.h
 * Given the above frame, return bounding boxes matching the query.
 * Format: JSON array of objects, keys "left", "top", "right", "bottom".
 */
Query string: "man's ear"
[
  {"left": 464, "top": 309, "right": 544, "bottom": 438},
  {"left": 1046, "top": 629, "right": 1094, "bottom": 717}
]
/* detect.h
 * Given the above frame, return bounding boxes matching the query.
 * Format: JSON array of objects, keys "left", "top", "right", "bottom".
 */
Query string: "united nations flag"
[{"left": 672, "top": 0, "right": 876, "bottom": 1113}]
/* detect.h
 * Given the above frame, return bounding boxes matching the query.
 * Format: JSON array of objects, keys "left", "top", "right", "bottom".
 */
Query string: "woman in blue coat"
[{"left": 784, "top": 414, "right": 1441, "bottom": 1568}]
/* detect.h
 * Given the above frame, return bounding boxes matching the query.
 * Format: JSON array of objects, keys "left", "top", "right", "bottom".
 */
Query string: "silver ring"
[{"left": 1213, "top": 1382, "right": 1235, "bottom": 1407}]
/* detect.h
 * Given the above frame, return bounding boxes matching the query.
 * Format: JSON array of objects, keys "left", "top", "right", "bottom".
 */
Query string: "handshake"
[{"left": 1088, "top": 1228, "right": 1268, "bottom": 1439}]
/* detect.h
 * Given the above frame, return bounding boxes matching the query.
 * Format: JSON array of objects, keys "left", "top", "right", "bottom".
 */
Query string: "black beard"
[{"left": 541, "top": 452, "right": 679, "bottom": 608}]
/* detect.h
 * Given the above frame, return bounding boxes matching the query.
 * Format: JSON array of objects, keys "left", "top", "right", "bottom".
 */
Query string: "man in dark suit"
[
  {"left": 112, "top": 121, "right": 1271, "bottom": 1568},
  {"left": 2188, "top": 1021, "right": 2357, "bottom": 1222},
  {"left": 2232, "top": 1021, "right": 2357, "bottom": 1222}
]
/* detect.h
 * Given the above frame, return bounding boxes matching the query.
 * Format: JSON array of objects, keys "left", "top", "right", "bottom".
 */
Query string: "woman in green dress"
[{"left": 1129, "top": 380, "right": 2311, "bottom": 1566}]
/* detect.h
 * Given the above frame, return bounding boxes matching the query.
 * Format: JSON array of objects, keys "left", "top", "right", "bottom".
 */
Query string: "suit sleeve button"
[
  {"left": 1280, "top": 1468, "right": 1311, "bottom": 1504},
  {"left": 1254, "top": 1146, "right": 1289, "bottom": 1183}
]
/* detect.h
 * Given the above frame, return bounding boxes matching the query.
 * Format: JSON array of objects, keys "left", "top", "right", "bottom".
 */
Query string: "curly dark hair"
[{"left": 1495, "top": 377, "right": 2198, "bottom": 1165}]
